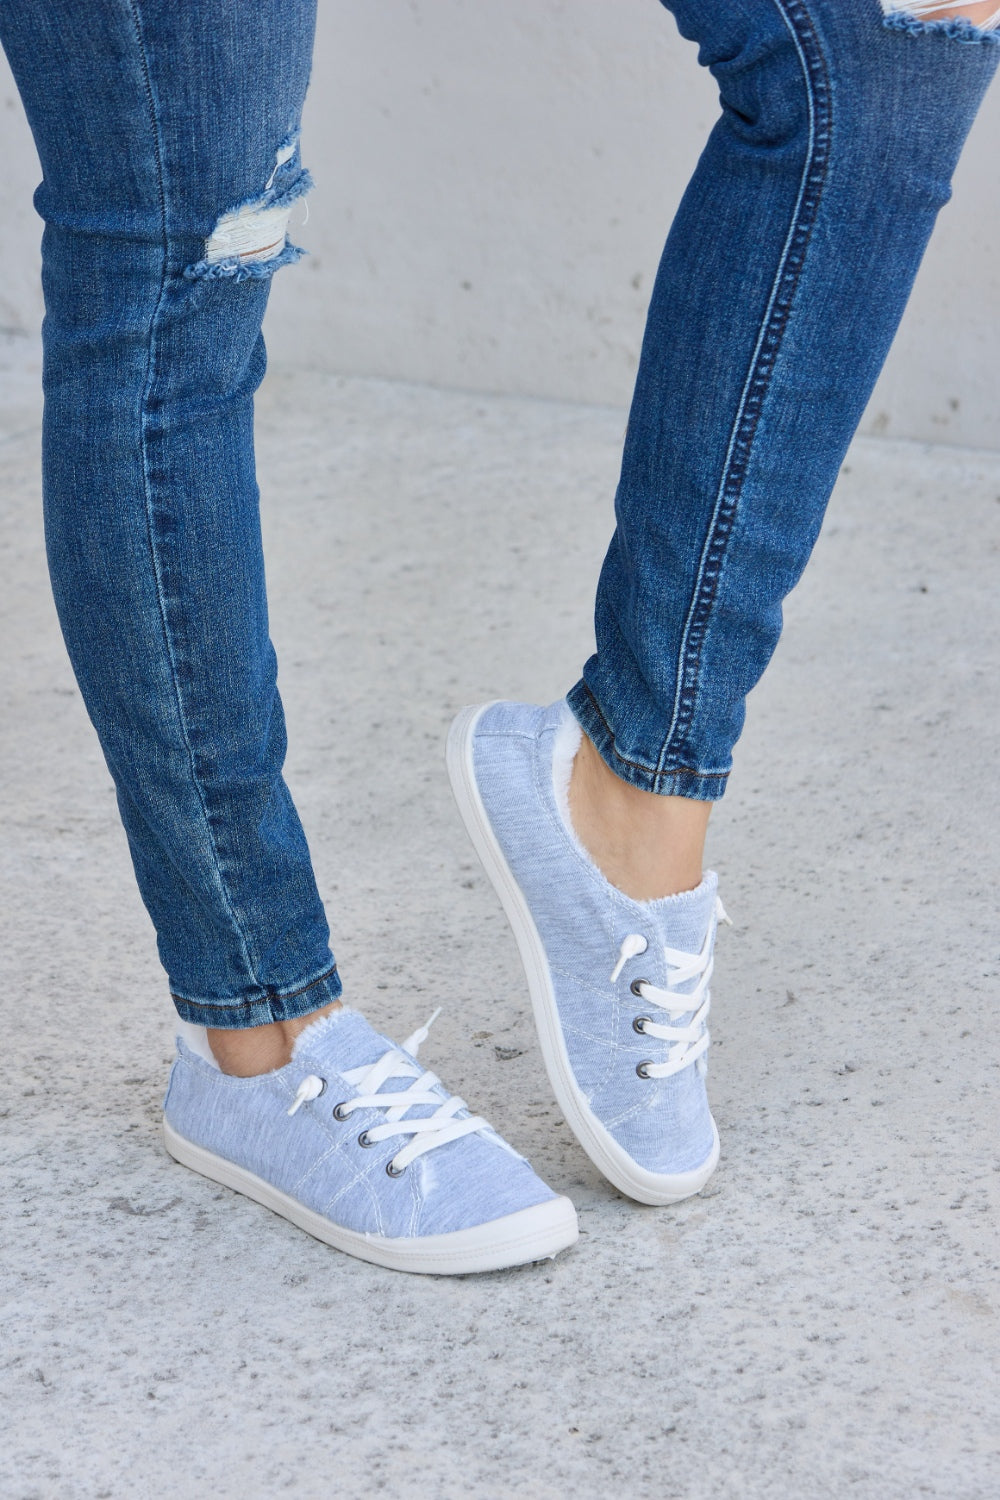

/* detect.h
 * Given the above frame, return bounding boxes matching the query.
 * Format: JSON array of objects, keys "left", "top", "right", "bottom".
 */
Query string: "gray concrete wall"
[{"left": 0, "top": 0, "right": 997, "bottom": 448}]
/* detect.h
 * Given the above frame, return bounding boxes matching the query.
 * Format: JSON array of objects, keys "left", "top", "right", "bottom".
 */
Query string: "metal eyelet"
[
  {"left": 630, "top": 978, "right": 648, "bottom": 998},
  {"left": 357, "top": 1130, "right": 375, "bottom": 1148},
  {"left": 332, "top": 1102, "right": 351, "bottom": 1121},
  {"left": 632, "top": 1016, "right": 650, "bottom": 1035},
  {"left": 636, "top": 1061, "right": 654, "bottom": 1079},
  {"left": 386, "top": 1160, "right": 406, "bottom": 1178}
]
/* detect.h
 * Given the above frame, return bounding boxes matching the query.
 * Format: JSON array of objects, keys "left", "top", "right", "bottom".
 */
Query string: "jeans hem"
[
  {"left": 170, "top": 963, "right": 342, "bottom": 1029},
  {"left": 567, "top": 681, "right": 728, "bottom": 802}
]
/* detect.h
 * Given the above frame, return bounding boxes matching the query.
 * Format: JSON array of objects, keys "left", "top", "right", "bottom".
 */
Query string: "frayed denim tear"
[
  {"left": 185, "top": 240, "right": 307, "bottom": 283},
  {"left": 183, "top": 145, "right": 313, "bottom": 283},
  {"left": 882, "top": 13, "right": 1000, "bottom": 44}
]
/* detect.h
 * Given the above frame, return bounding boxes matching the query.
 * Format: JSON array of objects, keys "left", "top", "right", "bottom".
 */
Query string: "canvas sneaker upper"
[
  {"left": 447, "top": 699, "right": 725, "bottom": 1204},
  {"left": 163, "top": 1004, "right": 578, "bottom": 1272}
]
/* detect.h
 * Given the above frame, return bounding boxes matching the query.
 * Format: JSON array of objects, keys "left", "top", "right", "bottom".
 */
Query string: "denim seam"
[
  {"left": 169, "top": 961, "right": 340, "bottom": 1014},
  {"left": 579, "top": 682, "right": 720, "bottom": 784},
  {"left": 655, "top": 0, "right": 834, "bottom": 780},
  {"left": 124, "top": 0, "right": 261, "bottom": 988}
]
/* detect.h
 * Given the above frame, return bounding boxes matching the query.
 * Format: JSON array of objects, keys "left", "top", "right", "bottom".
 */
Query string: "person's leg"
[
  {"left": 0, "top": 0, "right": 578, "bottom": 1272},
  {"left": 569, "top": 0, "right": 998, "bottom": 890},
  {"left": 568, "top": 731, "right": 710, "bottom": 900},
  {"left": 0, "top": 0, "right": 339, "bottom": 1067},
  {"left": 450, "top": 0, "right": 998, "bottom": 1203}
]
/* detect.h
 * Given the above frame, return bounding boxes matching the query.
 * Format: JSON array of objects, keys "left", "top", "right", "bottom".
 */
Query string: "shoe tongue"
[
  {"left": 291, "top": 1006, "right": 453, "bottom": 1121},
  {"left": 640, "top": 871, "right": 717, "bottom": 946},
  {"left": 625, "top": 872, "right": 719, "bottom": 992},
  {"left": 291, "top": 1006, "right": 394, "bottom": 1077}
]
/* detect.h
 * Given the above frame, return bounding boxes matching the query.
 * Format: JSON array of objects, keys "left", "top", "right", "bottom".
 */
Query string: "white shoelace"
[
  {"left": 611, "top": 898, "right": 730, "bottom": 1081},
  {"left": 286, "top": 1009, "right": 489, "bottom": 1176}
]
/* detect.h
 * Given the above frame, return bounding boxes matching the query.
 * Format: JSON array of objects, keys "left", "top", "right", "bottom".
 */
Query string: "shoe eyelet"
[
  {"left": 386, "top": 1160, "right": 406, "bottom": 1178},
  {"left": 357, "top": 1130, "right": 375, "bottom": 1148},
  {"left": 632, "top": 1016, "right": 650, "bottom": 1035},
  {"left": 636, "top": 1060, "right": 654, "bottom": 1079},
  {"left": 630, "top": 978, "right": 649, "bottom": 998},
  {"left": 332, "top": 1102, "right": 351, "bottom": 1121}
]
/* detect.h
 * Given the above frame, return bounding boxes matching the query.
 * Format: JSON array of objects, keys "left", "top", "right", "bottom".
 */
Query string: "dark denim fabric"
[
  {"left": 0, "top": 2, "right": 995, "bottom": 1024},
  {"left": 569, "top": 0, "right": 998, "bottom": 798},
  {"left": 0, "top": 1, "right": 340, "bottom": 1027}
]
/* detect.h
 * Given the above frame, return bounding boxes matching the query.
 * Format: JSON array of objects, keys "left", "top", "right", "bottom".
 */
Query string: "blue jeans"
[
  {"left": 0, "top": 2, "right": 994, "bottom": 1027},
  {"left": 0, "top": 0, "right": 339, "bottom": 1029},
  {"left": 569, "top": 0, "right": 998, "bottom": 798}
]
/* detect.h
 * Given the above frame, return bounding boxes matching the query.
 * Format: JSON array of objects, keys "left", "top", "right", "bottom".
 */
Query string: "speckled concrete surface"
[{"left": 2, "top": 366, "right": 998, "bottom": 1500}]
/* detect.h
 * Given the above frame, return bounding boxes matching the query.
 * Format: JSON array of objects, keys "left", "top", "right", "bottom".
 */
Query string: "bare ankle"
[
  {"left": 207, "top": 1000, "right": 341, "bottom": 1077},
  {"left": 567, "top": 733, "right": 711, "bottom": 901}
]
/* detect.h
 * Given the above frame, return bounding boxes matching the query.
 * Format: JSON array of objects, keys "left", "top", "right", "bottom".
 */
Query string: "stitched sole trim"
[
  {"left": 163, "top": 1120, "right": 578, "bottom": 1275},
  {"left": 447, "top": 703, "right": 720, "bottom": 1207}
]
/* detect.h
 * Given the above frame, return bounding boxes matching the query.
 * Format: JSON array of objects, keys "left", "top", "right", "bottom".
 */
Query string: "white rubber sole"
[
  {"left": 447, "top": 702, "right": 720, "bottom": 1207},
  {"left": 163, "top": 1119, "right": 578, "bottom": 1276}
]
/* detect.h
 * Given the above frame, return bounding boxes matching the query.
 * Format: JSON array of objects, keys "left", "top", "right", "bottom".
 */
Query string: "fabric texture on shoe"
[
  {"left": 163, "top": 1006, "right": 578, "bottom": 1272},
  {"left": 447, "top": 699, "right": 723, "bottom": 1204}
]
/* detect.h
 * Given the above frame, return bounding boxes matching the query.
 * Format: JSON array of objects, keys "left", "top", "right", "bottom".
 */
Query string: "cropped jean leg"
[
  {"left": 0, "top": 0, "right": 341, "bottom": 1028},
  {"left": 569, "top": 0, "right": 999, "bottom": 799}
]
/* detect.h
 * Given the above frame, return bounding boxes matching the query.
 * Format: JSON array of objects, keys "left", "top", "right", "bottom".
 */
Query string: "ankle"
[
  {"left": 567, "top": 732, "right": 710, "bottom": 901},
  {"left": 207, "top": 1001, "right": 341, "bottom": 1076}
]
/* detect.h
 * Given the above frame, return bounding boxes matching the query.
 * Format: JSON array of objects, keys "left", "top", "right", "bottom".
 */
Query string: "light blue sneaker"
[
  {"left": 163, "top": 1006, "right": 578, "bottom": 1274},
  {"left": 447, "top": 700, "right": 726, "bottom": 1206}
]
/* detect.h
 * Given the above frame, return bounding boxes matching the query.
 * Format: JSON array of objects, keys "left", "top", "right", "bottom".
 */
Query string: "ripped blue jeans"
[
  {"left": 0, "top": 1, "right": 996, "bottom": 1028},
  {"left": 0, "top": 0, "right": 339, "bottom": 1028}
]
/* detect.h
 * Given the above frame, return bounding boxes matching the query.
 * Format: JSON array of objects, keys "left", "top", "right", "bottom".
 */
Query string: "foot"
[
  {"left": 568, "top": 729, "right": 710, "bottom": 901},
  {"left": 164, "top": 1006, "right": 578, "bottom": 1274},
  {"left": 447, "top": 700, "right": 726, "bottom": 1206},
  {"left": 206, "top": 1000, "right": 343, "bottom": 1076}
]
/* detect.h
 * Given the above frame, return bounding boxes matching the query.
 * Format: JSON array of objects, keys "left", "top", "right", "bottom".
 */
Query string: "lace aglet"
[
  {"left": 716, "top": 898, "right": 733, "bottom": 928},
  {"left": 401, "top": 1006, "right": 443, "bottom": 1058},
  {"left": 287, "top": 1074, "right": 325, "bottom": 1116},
  {"left": 610, "top": 933, "right": 648, "bottom": 984}
]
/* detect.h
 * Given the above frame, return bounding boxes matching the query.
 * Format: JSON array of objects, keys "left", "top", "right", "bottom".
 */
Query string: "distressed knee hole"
[
  {"left": 882, "top": 0, "right": 1000, "bottom": 40},
  {"left": 185, "top": 131, "right": 312, "bottom": 284},
  {"left": 204, "top": 196, "right": 297, "bottom": 266}
]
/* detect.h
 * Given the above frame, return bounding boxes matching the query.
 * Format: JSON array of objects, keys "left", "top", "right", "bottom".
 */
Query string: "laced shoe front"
[
  {"left": 163, "top": 1006, "right": 578, "bottom": 1274},
  {"left": 448, "top": 699, "right": 726, "bottom": 1205}
]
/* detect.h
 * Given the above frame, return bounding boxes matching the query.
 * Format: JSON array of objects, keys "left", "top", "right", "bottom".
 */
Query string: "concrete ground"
[{"left": 2, "top": 362, "right": 999, "bottom": 1500}]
